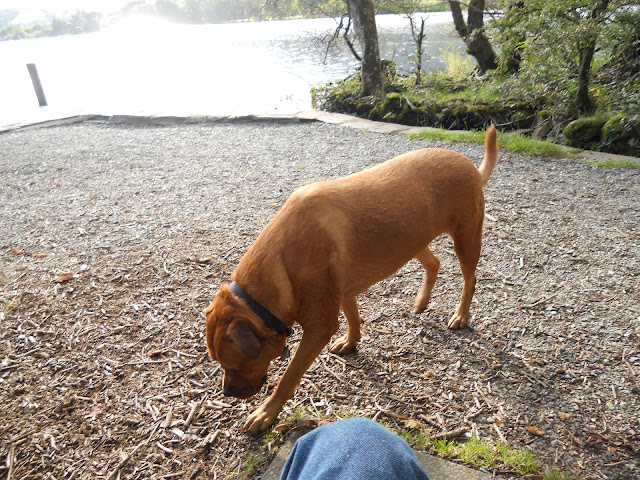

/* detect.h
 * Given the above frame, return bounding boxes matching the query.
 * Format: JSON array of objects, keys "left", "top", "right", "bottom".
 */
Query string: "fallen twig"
[
  {"left": 200, "top": 430, "right": 220, "bottom": 450},
  {"left": 105, "top": 422, "right": 159, "bottom": 480},
  {"left": 161, "top": 404, "right": 174, "bottom": 429},
  {"left": 185, "top": 393, "right": 208, "bottom": 430},
  {"left": 518, "top": 294, "right": 557, "bottom": 309},
  {"left": 156, "top": 442, "right": 174, "bottom": 454},
  {"left": 6, "top": 443, "right": 15, "bottom": 480},
  {"left": 622, "top": 350, "right": 636, "bottom": 376},
  {"left": 431, "top": 427, "right": 468, "bottom": 440},
  {"left": 493, "top": 423, "right": 507, "bottom": 443},
  {"left": 105, "top": 441, "right": 145, "bottom": 480}
]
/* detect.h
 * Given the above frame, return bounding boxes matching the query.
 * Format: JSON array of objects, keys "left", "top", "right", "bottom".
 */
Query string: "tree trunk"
[
  {"left": 409, "top": 16, "right": 426, "bottom": 85},
  {"left": 576, "top": 41, "right": 596, "bottom": 112},
  {"left": 448, "top": 0, "right": 497, "bottom": 75},
  {"left": 347, "top": 0, "right": 383, "bottom": 95},
  {"left": 574, "top": 0, "right": 611, "bottom": 112},
  {"left": 503, "top": 0, "right": 525, "bottom": 74}
]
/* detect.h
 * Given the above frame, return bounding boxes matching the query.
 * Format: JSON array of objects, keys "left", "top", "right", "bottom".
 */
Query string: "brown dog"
[{"left": 205, "top": 125, "right": 498, "bottom": 433}]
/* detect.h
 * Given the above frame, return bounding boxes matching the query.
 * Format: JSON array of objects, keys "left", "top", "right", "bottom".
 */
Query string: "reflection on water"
[{"left": 0, "top": 12, "right": 465, "bottom": 125}]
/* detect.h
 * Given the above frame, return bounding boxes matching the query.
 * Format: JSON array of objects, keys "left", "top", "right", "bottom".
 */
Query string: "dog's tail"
[{"left": 478, "top": 124, "right": 498, "bottom": 188}]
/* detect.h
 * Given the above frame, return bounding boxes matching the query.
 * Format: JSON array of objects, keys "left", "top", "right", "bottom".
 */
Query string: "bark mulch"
[{"left": 1, "top": 120, "right": 639, "bottom": 479}]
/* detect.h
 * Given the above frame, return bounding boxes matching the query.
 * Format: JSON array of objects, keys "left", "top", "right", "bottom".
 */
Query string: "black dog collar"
[{"left": 229, "top": 281, "right": 292, "bottom": 336}]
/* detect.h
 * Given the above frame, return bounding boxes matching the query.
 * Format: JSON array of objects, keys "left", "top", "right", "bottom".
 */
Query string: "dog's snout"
[{"left": 222, "top": 373, "right": 266, "bottom": 399}]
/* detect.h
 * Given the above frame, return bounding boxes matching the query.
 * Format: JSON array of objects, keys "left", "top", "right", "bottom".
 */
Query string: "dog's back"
[{"left": 247, "top": 126, "right": 498, "bottom": 297}]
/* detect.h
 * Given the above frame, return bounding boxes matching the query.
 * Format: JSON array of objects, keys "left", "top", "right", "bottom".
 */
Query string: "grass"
[
  {"left": 399, "top": 428, "right": 571, "bottom": 478},
  {"left": 235, "top": 454, "right": 264, "bottom": 480},
  {"left": 407, "top": 126, "right": 639, "bottom": 167},
  {"left": 587, "top": 158, "right": 640, "bottom": 168},
  {"left": 406, "top": 127, "right": 574, "bottom": 157},
  {"left": 543, "top": 469, "right": 573, "bottom": 480}
]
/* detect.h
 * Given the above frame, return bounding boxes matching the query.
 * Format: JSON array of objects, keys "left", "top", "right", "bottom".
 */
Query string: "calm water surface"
[{"left": 0, "top": 12, "right": 465, "bottom": 125}]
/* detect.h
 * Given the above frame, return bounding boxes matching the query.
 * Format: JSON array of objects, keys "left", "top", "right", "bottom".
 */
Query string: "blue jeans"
[{"left": 279, "top": 417, "right": 430, "bottom": 480}]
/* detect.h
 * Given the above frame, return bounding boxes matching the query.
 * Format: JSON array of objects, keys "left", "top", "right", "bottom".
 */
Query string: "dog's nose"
[{"left": 222, "top": 385, "right": 233, "bottom": 397}]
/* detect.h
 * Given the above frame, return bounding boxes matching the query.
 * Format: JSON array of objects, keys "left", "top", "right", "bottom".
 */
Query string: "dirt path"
[{"left": 1, "top": 121, "right": 638, "bottom": 479}]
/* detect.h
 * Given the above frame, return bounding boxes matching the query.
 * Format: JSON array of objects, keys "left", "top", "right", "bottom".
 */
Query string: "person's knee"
[{"left": 281, "top": 417, "right": 430, "bottom": 480}]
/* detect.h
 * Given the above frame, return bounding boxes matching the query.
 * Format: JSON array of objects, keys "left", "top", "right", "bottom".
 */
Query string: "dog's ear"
[{"left": 228, "top": 321, "right": 262, "bottom": 360}]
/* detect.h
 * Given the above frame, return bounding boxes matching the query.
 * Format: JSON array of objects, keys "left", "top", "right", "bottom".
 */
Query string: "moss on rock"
[
  {"left": 599, "top": 114, "right": 640, "bottom": 156},
  {"left": 563, "top": 117, "right": 608, "bottom": 148}
]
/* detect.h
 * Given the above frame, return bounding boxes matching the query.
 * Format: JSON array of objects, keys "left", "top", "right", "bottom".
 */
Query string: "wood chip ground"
[{"left": 1, "top": 122, "right": 639, "bottom": 479}]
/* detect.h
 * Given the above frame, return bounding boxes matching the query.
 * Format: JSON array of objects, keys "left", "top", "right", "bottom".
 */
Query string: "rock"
[
  {"left": 562, "top": 116, "right": 608, "bottom": 148},
  {"left": 599, "top": 113, "right": 640, "bottom": 156}
]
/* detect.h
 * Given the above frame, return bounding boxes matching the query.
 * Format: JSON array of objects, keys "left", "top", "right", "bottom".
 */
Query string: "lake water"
[{"left": 0, "top": 12, "right": 465, "bottom": 126}]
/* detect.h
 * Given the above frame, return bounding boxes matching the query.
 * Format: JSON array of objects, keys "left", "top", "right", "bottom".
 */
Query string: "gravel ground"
[{"left": 0, "top": 120, "right": 639, "bottom": 479}]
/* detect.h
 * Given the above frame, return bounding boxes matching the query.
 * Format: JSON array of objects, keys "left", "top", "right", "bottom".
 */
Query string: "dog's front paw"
[
  {"left": 330, "top": 335, "right": 358, "bottom": 355},
  {"left": 243, "top": 404, "right": 280, "bottom": 434},
  {"left": 447, "top": 312, "right": 469, "bottom": 330}
]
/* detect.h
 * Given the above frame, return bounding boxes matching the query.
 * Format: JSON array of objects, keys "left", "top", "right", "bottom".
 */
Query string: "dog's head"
[{"left": 204, "top": 284, "right": 287, "bottom": 399}]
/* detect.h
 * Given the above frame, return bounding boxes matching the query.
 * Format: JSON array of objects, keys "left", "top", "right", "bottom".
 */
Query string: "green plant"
[
  {"left": 587, "top": 159, "right": 640, "bottom": 169},
  {"left": 444, "top": 50, "right": 474, "bottom": 77},
  {"left": 335, "top": 408, "right": 360, "bottom": 420},
  {"left": 263, "top": 425, "right": 280, "bottom": 446},
  {"left": 430, "top": 437, "right": 457, "bottom": 456},
  {"left": 399, "top": 428, "right": 432, "bottom": 448},
  {"left": 406, "top": 128, "right": 572, "bottom": 157},
  {"left": 399, "top": 427, "right": 553, "bottom": 476},
  {"left": 240, "top": 454, "right": 263, "bottom": 479},
  {"left": 499, "top": 133, "right": 571, "bottom": 157},
  {"left": 543, "top": 468, "right": 573, "bottom": 480},
  {"left": 495, "top": 442, "right": 540, "bottom": 473}
]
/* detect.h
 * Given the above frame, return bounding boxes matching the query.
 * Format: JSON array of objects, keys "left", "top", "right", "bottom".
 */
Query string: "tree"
[
  {"left": 385, "top": 0, "right": 428, "bottom": 85},
  {"left": 347, "top": 0, "right": 383, "bottom": 95},
  {"left": 448, "top": 0, "right": 497, "bottom": 75},
  {"left": 495, "top": 0, "right": 634, "bottom": 112},
  {"left": 408, "top": 14, "right": 426, "bottom": 84},
  {"left": 574, "top": 0, "right": 613, "bottom": 112}
]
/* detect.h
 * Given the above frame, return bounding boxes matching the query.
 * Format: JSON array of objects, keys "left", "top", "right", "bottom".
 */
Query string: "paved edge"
[
  {"left": 2, "top": 110, "right": 638, "bottom": 166},
  {"left": 260, "top": 426, "right": 492, "bottom": 480}
]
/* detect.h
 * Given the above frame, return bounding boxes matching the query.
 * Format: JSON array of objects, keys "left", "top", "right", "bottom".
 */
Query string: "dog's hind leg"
[
  {"left": 413, "top": 247, "right": 440, "bottom": 313},
  {"left": 448, "top": 229, "right": 482, "bottom": 329},
  {"left": 330, "top": 296, "right": 363, "bottom": 354}
]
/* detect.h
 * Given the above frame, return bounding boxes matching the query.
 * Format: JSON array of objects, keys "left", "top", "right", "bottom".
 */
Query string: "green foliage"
[
  {"left": 492, "top": 0, "right": 637, "bottom": 114},
  {"left": 498, "top": 133, "right": 572, "bottom": 157},
  {"left": 0, "top": 10, "right": 102, "bottom": 40},
  {"left": 587, "top": 158, "right": 640, "bottom": 168}
]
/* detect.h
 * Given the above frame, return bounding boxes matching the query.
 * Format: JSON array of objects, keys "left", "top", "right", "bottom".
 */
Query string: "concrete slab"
[
  {"left": 308, "top": 112, "right": 359, "bottom": 125},
  {"left": 261, "top": 428, "right": 313, "bottom": 480},
  {"left": 414, "top": 452, "right": 492, "bottom": 480},
  {"left": 260, "top": 426, "right": 492, "bottom": 480},
  {"left": 294, "top": 110, "right": 329, "bottom": 121}
]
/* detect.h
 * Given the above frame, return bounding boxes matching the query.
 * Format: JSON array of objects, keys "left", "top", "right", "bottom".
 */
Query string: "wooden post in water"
[{"left": 26, "top": 63, "right": 47, "bottom": 107}]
